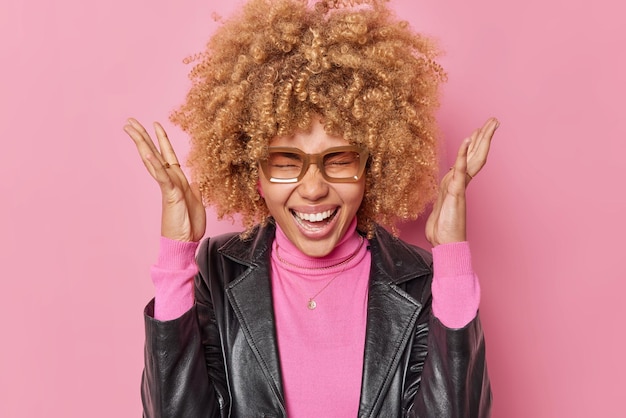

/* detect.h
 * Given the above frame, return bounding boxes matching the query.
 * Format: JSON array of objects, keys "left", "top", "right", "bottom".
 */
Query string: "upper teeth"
[{"left": 295, "top": 210, "right": 334, "bottom": 222}]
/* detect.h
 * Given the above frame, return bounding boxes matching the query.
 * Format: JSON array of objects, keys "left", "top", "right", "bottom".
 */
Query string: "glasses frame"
[{"left": 259, "top": 145, "right": 369, "bottom": 184}]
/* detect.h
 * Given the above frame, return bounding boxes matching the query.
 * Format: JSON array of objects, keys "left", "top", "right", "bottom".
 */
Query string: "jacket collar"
[
  {"left": 219, "top": 220, "right": 431, "bottom": 281},
  {"left": 219, "top": 221, "right": 432, "bottom": 417}
]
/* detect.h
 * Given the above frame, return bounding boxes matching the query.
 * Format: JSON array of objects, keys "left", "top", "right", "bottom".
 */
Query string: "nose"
[{"left": 297, "top": 162, "right": 329, "bottom": 201}]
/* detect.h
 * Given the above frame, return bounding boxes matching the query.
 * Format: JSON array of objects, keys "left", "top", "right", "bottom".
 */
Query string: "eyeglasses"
[{"left": 259, "top": 146, "right": 369, "bottom": 184}]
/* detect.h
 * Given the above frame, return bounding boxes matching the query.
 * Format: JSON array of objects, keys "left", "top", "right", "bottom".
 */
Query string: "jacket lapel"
[
  {"left": 220, "top": 224, "right": 286, "bottom": 408},
  {"left": 358, "top": 227, "right": 431, "bottom": 417}
]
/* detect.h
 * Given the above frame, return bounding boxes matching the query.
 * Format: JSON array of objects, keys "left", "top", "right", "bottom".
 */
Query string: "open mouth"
[{"left": 291, "top": 208, "right": 338, "bottom": 230}]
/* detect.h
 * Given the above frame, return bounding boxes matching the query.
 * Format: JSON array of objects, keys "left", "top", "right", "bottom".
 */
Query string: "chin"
[{"left": 292, "top": 232, "right": 345, "bottom": 258}]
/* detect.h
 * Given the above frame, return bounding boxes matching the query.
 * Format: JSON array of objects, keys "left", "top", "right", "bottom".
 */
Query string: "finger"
[
  {"left": 469, "top": 117, "right": 497, "bottom": 155},
  {"left": 429, "top": 168, "right": 453, "bottom": 234},
  {"left": 189, "top": 182, "right": 203, "bottom": 204},
  {"left": 153, "top": 122, "right": 181, "bottom": 167},
  {"left": 186, "top": 183, "right": 207, "bottom": 240},
  {"left": 125, "top": 122, "right": 177, "bottom": 184},
  {"left": 126, "top": 118, "right": 167, "bottom": 166},
  {"left": 124, "top": 123, "right": 163, "bottom": 177},
  {"left": 183, "top": 182, "right": 203, "bottom": 212},
  {"left": 430, "top": 179, "right": 444, "bottom": 219},
  {"left": 476, "top": 118, "right": 498, "bottom": 150},
  {"left": 467, "top": 117, "right": 499, "bottom": 177},
  {"left": 478, "top": 117, "right": 499, "bottom": 145},
  {"left": 145, "top": 153, "right": 176, "bottom": 190},
  {"left": 467, "top": 128, "right": 480, "bottom": 155},
  {"left": 124, "top": 119, "right": 165, "bottom": 167},
  {"left": 453, "top": 138, "right": 471, "bottom": 187}
]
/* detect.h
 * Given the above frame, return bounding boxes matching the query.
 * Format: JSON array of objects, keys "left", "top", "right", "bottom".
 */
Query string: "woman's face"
[{"left": 259, "top": 119, "right": 366, "bottom": 257}]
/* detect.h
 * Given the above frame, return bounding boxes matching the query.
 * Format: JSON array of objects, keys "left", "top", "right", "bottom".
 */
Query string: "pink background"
[{"left": 1, "top": 0, "right": 624, "bottom": 416}]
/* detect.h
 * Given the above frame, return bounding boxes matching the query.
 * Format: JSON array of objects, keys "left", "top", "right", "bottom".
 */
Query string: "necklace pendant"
[{"left": 307, "top": 299, "right": 317, "bottom": 310}]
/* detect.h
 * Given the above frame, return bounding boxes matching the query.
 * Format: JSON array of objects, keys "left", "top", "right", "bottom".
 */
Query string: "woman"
[{"left": 124, "top": 0, "right": 498, "bottom": 416}]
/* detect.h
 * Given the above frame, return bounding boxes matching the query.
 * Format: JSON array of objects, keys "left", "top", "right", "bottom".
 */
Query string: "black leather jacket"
[{"left": 142, "top": 222, "right": 491, "bottom": 417}]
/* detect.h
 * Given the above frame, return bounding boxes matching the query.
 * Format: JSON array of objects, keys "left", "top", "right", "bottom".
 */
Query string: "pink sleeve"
[
  {"left": 149, "top": 237, "right": 199, "bottom": 321},
  {"left": 431, "top": 241, "right": 481, "bottom": 329}
]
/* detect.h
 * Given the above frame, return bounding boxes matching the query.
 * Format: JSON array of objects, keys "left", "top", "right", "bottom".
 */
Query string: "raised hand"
[
  {"left": 123, "top": 118, "right": 206, "bottom": 242},
  {"left": 425, "top": 117, "right": 499, "bottom": 247}
]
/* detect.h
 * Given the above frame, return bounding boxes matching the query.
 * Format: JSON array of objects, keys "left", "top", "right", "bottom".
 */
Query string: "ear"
[{"left": 257, "top": 180, "right": 265, "bottom": 198}]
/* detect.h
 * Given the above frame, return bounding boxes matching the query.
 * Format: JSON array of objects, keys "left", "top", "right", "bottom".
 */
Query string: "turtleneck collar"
[{"left": 272, "top": 217, "right": 364, "bottom": 271}]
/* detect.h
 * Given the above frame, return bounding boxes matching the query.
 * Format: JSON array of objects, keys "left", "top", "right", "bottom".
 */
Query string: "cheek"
[
  {"left": 338, "top": 183, "right": 366, "bottom": 212},
  {"left": 258, "top": 181, "right": 295, "bottom": 214},
  {"left": 351, "top": 180, "right": 366, "bottom": 203}
]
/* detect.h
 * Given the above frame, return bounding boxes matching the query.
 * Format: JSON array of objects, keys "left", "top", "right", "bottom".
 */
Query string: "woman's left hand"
[{"left": 425, "top": 117, "right": 499, "bottom": 247}]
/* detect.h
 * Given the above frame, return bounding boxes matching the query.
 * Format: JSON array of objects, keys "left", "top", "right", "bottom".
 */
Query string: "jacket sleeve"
[
  {"left": 141, "top": 300, "right": 225, "bottom": 418},
  {"left": 407, "top": 311, "right": 492, "bottom": 418},
  {"left": 141, "top": 238, "right": 229, "bottom": 418}
]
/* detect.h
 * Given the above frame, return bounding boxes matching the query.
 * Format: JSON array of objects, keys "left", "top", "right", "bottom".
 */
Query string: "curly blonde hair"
[{"left": 171, "top": 0, "right": 445, "bottom": 237}]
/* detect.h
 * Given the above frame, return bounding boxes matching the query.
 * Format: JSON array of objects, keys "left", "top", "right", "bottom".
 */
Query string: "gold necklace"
[
  {"left": 303, "top": 263, "right": 349, "bottom": 310},
  {"left": 275, "top": 235, "right": 365, "bottom": 310}
]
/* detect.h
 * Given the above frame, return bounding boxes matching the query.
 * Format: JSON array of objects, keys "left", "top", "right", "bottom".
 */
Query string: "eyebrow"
[{"left": 272, "top": 151, "right": 303, "bottom": 160}]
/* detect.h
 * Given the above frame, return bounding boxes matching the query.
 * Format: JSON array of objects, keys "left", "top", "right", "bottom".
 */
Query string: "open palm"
[
  {"left": 426, "top": 118, "right": 499, "bottom": 247},
  {"left": 123, "top": 118, "right": 206, "bottom": 242}
]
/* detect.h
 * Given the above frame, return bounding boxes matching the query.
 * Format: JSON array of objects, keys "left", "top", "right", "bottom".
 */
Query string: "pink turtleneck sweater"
[
  {"left": 269, "top": 219, "right": 370, "bottom": 416},
  {"left": 149, "top": 223, "right": 480, "bottom": 417}
]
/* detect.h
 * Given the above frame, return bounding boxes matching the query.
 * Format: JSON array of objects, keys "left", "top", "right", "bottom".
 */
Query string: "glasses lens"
[
  {"left": 263, "top": 147, "right": 367, "bottom": 183},
  {"left": 323, "top": 151, "right": 362, "bottom": 179},
  {"left": 266, "top": 151, "right": 304, "bottom": 180}
]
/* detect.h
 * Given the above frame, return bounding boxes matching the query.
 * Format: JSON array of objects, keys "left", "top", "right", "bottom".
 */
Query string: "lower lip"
[{"left": 291, "top": 209, "right": 339, "bottom": 239}]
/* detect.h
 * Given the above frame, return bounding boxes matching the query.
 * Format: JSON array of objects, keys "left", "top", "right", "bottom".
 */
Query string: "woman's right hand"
[{"left": 124, "top": 118, "right": 206, "bottom": 242}]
